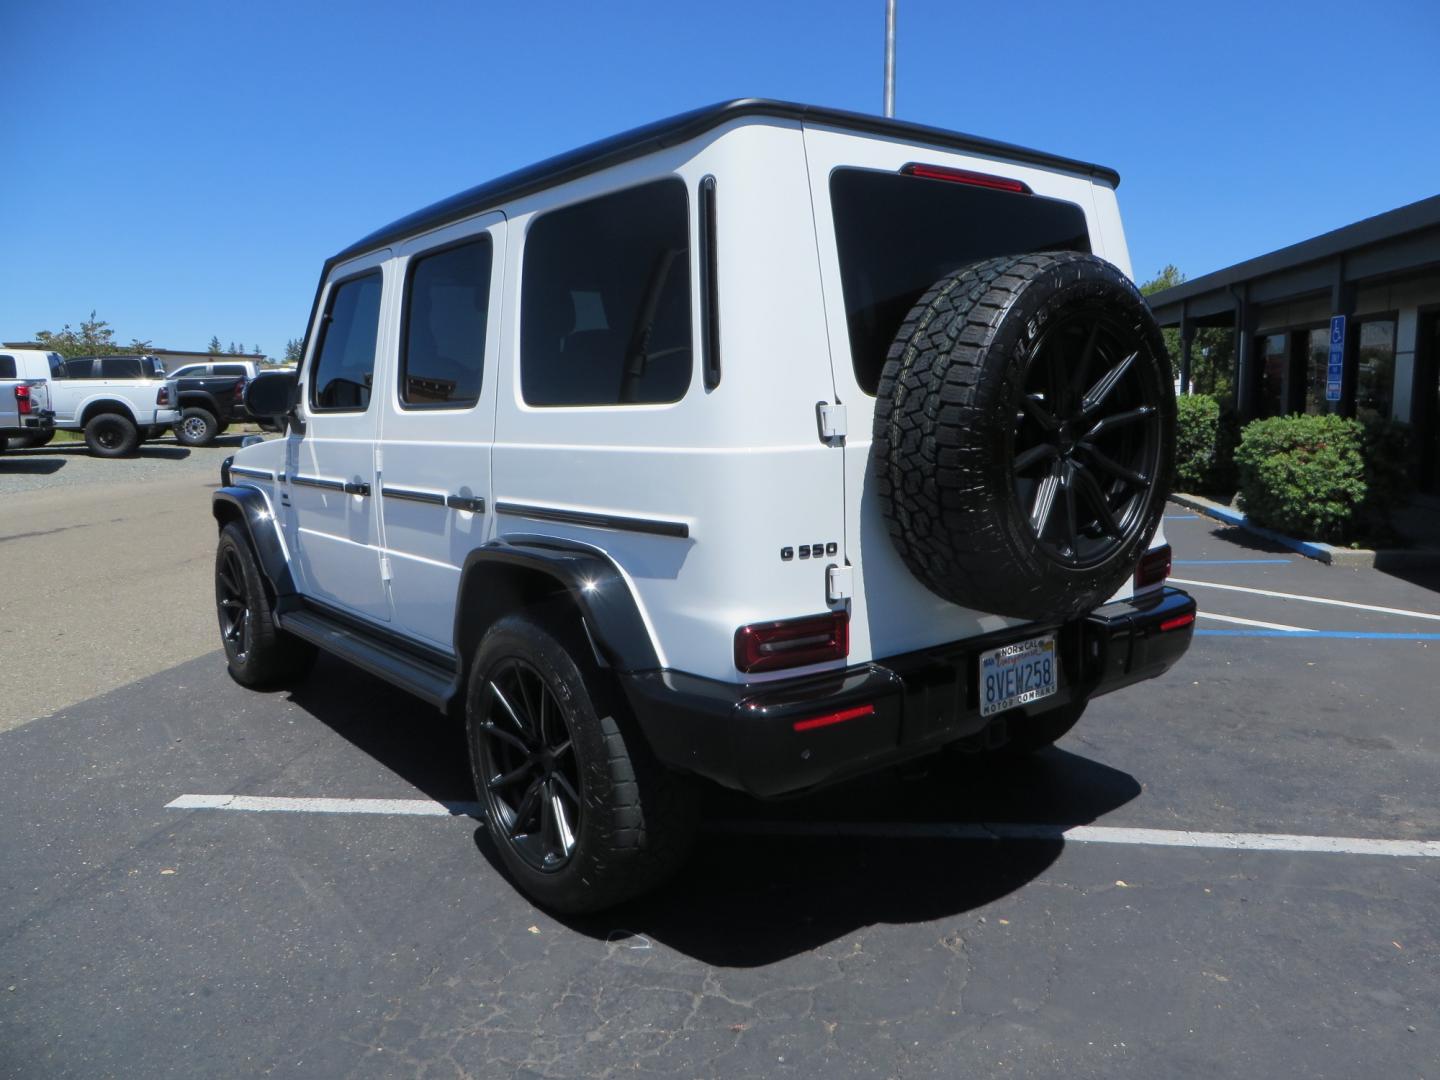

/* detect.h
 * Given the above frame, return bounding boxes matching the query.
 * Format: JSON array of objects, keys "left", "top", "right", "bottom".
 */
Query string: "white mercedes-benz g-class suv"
[{"left": 214, "top": 100, "right": 1194, "bottom": 912}]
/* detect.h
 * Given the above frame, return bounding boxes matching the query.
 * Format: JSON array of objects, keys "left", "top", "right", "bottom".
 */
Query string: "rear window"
[
  {"left": 214, "top": 364, "right": 248, "bottom": 377},
  {"left": 0, "top": 356, "right": 14, "bottom": 379},
  {"left": 101, "top": 357, "right": 144, "bottom": 379},
  {"left": 521, "top": 178, "right": 691, "bottom": 407},
  {"left": 830, "top": 168, "right": 1092, "bottom": 394}
]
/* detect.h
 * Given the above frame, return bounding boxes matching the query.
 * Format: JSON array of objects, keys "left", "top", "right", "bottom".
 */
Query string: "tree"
[
  {"left": 208, "top": 336, "right": 223, "bottom": 354},
  {"left": 283, "top": 338, "right": 304, "bottom": 365},
  {"left": 227, "top": 341, "right": 237, "bottom": 354},
  {"left": 1138, "top": 265, "right": 1235, "bottom": 402},
  {"left": 33, "top": 310, "right": 148, "bottom": 358},
  {"left": 251, "top": 344, "right": 263, "bottom": 361}
]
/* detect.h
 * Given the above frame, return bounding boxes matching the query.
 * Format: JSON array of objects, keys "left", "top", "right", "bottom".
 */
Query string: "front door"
[
  {"left": 285, "top": 253, "right": 392, "bottom": 622},
  {"left": 377, "top": 214, "right": 505, "bottom": 650}
]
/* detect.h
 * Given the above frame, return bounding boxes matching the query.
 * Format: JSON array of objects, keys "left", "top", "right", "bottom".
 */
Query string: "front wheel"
[
  {"left": 215, "top": 522, "right": 316, "bottom": 687},
  {"left": 466, "top": 613, "right": 697, "bottom": 913}
]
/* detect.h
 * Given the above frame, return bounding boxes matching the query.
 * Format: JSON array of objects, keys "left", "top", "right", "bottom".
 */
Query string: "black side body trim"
[
  {"left": 291, "top": 474, "right": 346, "bottom": 492},
  {"left": 211, "top": 486, "right": 296, "bottom": 597},
  {"left": 495, "top": 502, "right": 689, "bottom": 539},
  {"left": 381, "top": 486, "right": 446, "bottom": 505}
]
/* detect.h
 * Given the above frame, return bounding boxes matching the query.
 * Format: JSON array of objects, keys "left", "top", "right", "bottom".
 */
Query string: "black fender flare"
[
  {"left": 454, "top": 535, "right": 660, "bottom": 674},
  {"left": 177, "top": 391, "right": 221, "bottom": 415},
  {"left": 211, "top": 484, "right": 296, "bottom": 598}
]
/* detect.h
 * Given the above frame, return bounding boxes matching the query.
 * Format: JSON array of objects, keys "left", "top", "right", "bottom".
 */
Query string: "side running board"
[{"left": 279, "top": 608, "right": 456, "bottom": 709}]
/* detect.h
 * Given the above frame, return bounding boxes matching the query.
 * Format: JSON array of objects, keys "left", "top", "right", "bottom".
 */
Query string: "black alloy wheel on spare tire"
[
  {"left": 176, "top": 407, "right": 219, "bottom": 447},
  {"left": 84, "top": 413, "right": 140, "bottom": 458},
  {"left": 873, "top": 251, "right": 1175, "bottom": 621}
]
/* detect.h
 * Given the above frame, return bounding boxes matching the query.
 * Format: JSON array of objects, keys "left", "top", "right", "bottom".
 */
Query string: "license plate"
[{"left": 979, "top": 634, "right": 1058, "bottom": 718}]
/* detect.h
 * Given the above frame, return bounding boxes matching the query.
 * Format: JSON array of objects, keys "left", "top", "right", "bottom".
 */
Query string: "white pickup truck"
[
  {"left": 0, "top": 350, "right": 179, "bottom": 456},
  {"left": 0, "top": 354, "right": 54, "bottom": 450}
]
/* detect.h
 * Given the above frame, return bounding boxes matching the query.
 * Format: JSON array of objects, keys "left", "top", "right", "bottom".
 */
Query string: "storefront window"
[
  {"left": 1355, "top": 319, "right": 1396, "bottom": 423},
  {"left": 1305, "top": 327, "right": 1336, "bottom": 414},
  {"left": 1258, "top": 333, "right": 1286, "bottom": 417}
]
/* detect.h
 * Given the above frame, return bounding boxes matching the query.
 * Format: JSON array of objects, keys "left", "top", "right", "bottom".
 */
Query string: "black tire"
[
  {"left": 176, "top": 407, "right": 219, "bottom": 447},
  {"left": 8, "top": 430, "right": 55, "bottom": 449},
  {"left": 466, "top": 612, "right": 698, "bottom": 913},
  {"left": 84, "top": 413, "right": 140, "bottom": 457},
  {"left": 873, "top": 251, "right": 1175, "bottom": 620},
  {"left": 214, "top": 522, "right": 317, "bottom": 687}
]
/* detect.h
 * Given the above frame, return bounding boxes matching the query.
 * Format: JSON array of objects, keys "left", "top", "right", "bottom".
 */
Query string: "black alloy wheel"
[
  {"left": 215, "top": 545, "right": 252, "bottom": 664},
  {"left": 1012, "top": 311, "right": 1162, "bottom": 568},
  {"left": 475, "top": 658, "right": 583, "bottom": 873}
]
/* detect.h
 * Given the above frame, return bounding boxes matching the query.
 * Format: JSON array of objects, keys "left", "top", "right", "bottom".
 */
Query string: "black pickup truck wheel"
[
  {"left": 84, "top": 413, "right": 140, "bottom": 457},
  {"left": 466, "top": 612, "right": 697, "bottom": 913},
  {"left": 873, "top": 251, "right": 1175, "bottom": 620},
  {"left": 176, "top": 407, "right": 219, "bottom": 447}
]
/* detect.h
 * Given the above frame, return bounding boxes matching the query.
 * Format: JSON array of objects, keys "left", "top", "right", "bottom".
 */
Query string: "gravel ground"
[{"left": 0, "top": 432, "right": 266, "bottom": 496}]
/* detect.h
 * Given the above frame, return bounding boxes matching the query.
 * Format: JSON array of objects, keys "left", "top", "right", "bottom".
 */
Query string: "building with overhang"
[{"left": 1146, "top": 195, "right": 1440, "bottom": 493}]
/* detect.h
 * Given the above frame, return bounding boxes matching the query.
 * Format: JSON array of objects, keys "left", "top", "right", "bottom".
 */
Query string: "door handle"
[{"left": 344, "top": 481, "right": 371, "bottom": 496}]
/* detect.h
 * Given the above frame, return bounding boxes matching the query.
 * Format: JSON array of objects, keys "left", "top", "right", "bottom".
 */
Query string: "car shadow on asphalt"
[
  {"left": 546, "top": 751, "right": 1139, "bottom": 967},
  {"left": 0, "top": 457, "right": 66, "bottom": 474},
  {"left": 282, "top": 655, "right": 1140, "bottom": 968}
]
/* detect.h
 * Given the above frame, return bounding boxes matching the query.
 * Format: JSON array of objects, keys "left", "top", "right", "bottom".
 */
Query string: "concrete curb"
[{"left": 1169, "top": 493, "right": 1440, "bottom": 569}]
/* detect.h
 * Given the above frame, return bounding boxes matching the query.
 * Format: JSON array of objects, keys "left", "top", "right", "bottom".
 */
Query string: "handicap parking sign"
[{"left": 1326, "top": 314, "right": 1346, "bottom": 402}]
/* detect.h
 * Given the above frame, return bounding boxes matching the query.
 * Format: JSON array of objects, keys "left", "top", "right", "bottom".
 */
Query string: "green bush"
[
  {"left": 1360, "top": 418, "right": 1416, "bottom": 526},
  {"left": 1172, "top": 393, "right": 1238, "bottom": 493},
  {"left": 1234, "top": 415, "right": 1366, "bottom": 543}
]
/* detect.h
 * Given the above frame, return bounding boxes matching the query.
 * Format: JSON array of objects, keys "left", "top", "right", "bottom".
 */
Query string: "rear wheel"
[
  {"left": 176, "top": 407, "right": 219, "bottom": 447},
  {"left": 215, "top": 522, "right": 316, "bottom": 687},
  {"left": 466, "top": 613, "right": 697, "bottom": 913},
  {"left": 84, "top": 413, "right": 139, "bottom": 457}
]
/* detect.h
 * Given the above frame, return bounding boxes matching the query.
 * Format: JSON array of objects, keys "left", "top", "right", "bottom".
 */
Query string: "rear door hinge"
[
  {"left": 380, "top": 556, "right": 393, "bottom": 583},
  {"left": 826, "top": 563, "right": 853, "bottom": 602},
  {"left": 816, "top": 401, "right": 847, "bottom": 444}
]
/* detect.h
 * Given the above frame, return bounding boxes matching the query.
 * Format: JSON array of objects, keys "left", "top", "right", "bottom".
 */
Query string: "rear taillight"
[
  {"left": 1135, "top": 544, "right": 1172, "bottom": 588},
  {"left": 157, "top": 386, "right": 170, "bottom": 406},
  {"left": 734, "top": 611, "right": 849, "bottom": 674},
  {"left": 900, "top": 162, "right": 1032, "bottom": 194},
  {"left": 15, "top": 384, "right": 31, "bottom": 415},
  {"left": 1160, "top": 612, "right": 1195, "bottom": 633},
  {"left": 233, "top": 380, "right": 247, "bottom": 402}
]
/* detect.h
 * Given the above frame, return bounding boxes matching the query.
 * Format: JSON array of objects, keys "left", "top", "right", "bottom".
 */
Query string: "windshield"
[{"left": 829, "top": 168, "right": 1092, "bottom": 394}]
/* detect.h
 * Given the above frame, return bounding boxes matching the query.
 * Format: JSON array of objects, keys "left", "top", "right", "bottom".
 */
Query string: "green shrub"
[
  {"left": 1172, "top": 393, "right": 1238, "bottom": 494},
  {"left": 1235, "top": 415, "right": 1367, "bottom": 543},
  {"left": 1360, "top": 418, "right": 1416, "bottom": 526}
]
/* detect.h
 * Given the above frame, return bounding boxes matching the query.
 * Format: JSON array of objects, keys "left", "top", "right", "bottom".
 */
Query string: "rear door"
[
  {"left": 801, "top": 126, "right": 1105, "bottom": 660},
  {"left": 284, "top": 252, "right": 393, "bottom": 622},
  {"left": 377, "top": 213, "right": 504, "bottom": 650}
]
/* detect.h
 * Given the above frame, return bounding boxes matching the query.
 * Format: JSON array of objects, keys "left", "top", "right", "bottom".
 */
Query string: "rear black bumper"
[{"left": 623, "top": 586, "right": 1195, "bottom": 798}]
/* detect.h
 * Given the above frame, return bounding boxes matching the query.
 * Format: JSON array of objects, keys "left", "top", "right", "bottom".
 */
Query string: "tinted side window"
[
  {"left": 101, "top": 357, "right": 144, "bottom": 379},
  {"left": 48, "top": 354, "right": 66, "bottom": 379},
  {"left": 65, "top": 359, "right": 95, "bottom": 378},
  {"left": 0, "top": 356, "right": 15, "bottom": 379},
  {"left": 214, "top": 364, "right": 247, "bottom": 377},
  {"left": 830, "top": 168, "right": 1092, "bottom": 394},
  {"left": 310, "top": 271, "right": 383, "bottom": 412},
  {"left": 521, "top": 179, "right": 691, "bottom": 407},
  {"left": 401, "top": 236, "right": 492, "bottom": 408},
  {"left": 171, "top": 365, "right": 202, "bottom": 378}
]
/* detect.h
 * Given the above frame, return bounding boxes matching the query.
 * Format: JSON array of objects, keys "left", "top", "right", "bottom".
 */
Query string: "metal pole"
[{"left": 883, "top": 0, "right": 896, "bottom": 117}]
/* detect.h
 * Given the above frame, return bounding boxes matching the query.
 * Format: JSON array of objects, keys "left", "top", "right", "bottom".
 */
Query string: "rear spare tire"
[{"left": 873, "top": 252, "right": 1174, "bottom": 620}]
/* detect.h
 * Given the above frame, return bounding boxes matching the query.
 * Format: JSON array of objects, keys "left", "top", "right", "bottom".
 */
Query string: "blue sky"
[{"left": 2, "top": 0, "right": 1437, "bottom": 356}]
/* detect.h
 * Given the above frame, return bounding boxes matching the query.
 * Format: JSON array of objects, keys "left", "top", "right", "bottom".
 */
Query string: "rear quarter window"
[
  {"left": 830, "top": 168, "right": 1092, "bottom": 394},
  {"left": 0, "top": 356, "right": 15, "bottom": 379}
]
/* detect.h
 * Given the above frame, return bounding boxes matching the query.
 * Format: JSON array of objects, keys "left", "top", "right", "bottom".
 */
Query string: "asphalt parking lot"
[{"left": 3, "top": 494, "right": 1439, "bottom": 1079}]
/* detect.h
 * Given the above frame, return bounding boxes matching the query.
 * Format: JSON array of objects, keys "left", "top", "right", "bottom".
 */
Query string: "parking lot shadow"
[
  {"left": 0, "top": 457, "right": 66, "bottom": 474},
  {"left": 531, "top": 750, "right": 1139, "bottom": 968}
]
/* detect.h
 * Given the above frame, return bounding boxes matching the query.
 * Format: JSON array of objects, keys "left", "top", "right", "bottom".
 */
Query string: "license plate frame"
[{"left": 978, "top": 633, "right": 1058, "bottom": 718}]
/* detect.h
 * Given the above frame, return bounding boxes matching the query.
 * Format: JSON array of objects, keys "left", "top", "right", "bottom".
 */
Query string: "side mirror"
[{"left": 245, "top": 371, "right": 298, "bottom": 425}]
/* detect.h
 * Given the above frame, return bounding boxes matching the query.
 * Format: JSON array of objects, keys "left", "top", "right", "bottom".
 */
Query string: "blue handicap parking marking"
[{"left": 1174, "top": 559, "right": 1292, "bottom": 566}]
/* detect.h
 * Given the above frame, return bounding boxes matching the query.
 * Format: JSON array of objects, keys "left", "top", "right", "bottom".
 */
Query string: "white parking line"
[
  {"left": 1170, "top": 577, "right": 1440, "bottom": 622},
  {"left": 166, "top": 794, "right": 1440, "bottom": 858},
  {"left": 1196, "top": 610, "right": 1310, "bottom": 632}
]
